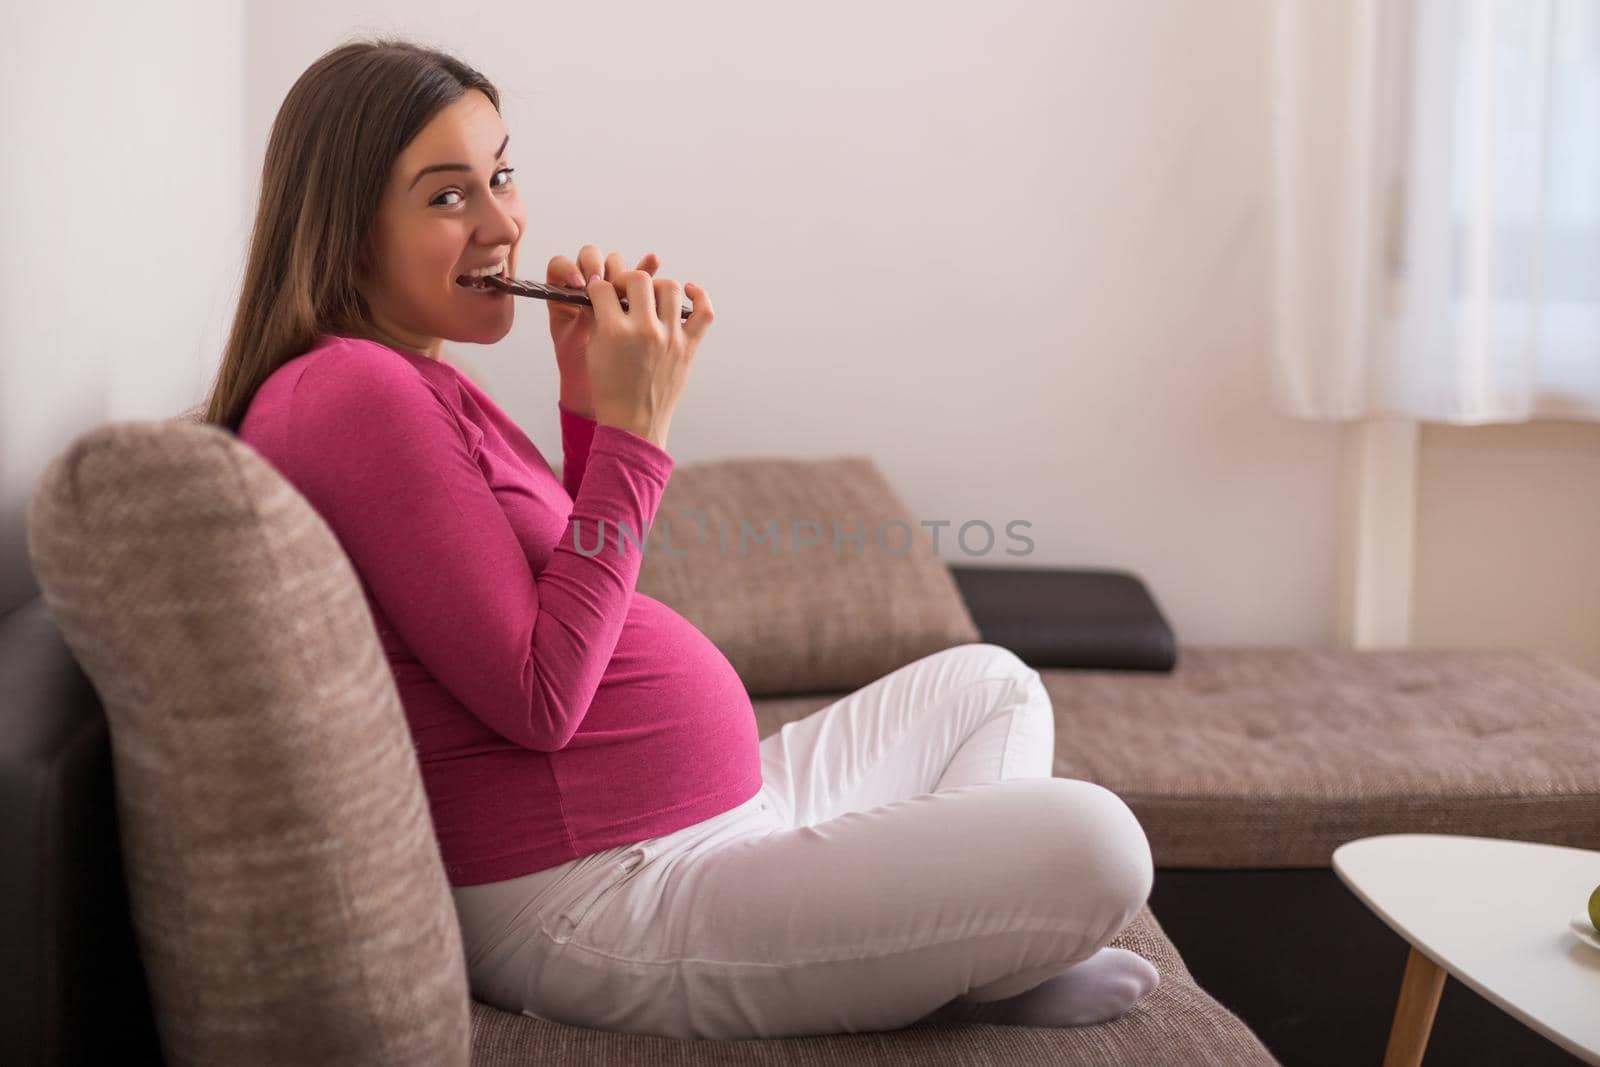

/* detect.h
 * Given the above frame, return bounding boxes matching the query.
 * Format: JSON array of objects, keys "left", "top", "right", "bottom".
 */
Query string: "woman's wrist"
[
  {"left": 558, "top": 394, "right": 596, "bottom": 420},
  {"left": 594, "top": 412, "right": 668, "bottom": 453},
  {"left": 557, "top": 361, "right": 596, "bottom": 419}
]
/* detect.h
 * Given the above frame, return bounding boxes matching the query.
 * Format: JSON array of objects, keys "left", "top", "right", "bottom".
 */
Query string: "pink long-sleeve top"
[{"left": 237, "top": 333, "right": 763, "bottom": 886}]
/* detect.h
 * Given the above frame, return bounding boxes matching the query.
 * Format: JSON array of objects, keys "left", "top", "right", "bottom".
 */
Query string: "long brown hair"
[{"left": 200, "top": 37, "right": 499, "bottom": 432}]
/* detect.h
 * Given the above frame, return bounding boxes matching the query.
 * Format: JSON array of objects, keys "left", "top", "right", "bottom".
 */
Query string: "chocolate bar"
[{"left": 482, "top": 274, "right": 694, "bottom": 322}]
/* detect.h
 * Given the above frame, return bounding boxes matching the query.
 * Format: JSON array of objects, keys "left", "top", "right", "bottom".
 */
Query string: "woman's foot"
[{"left": 932, "top": 947, "right": 1160, "bottom": 1027}]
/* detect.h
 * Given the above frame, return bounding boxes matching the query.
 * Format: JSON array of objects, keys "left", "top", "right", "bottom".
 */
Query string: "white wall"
[
  {"left": 1413, "top": 420, "right": 1600, "bottom": 679},
  {"left": 242, "top": 0, "right": 1342, "bottom": 646},
  {"left": 0, "top": 0, "right": 246, "bottom": 614},
  {"left": 5, "top": 0, "right": 1345, "bottom": 648}
]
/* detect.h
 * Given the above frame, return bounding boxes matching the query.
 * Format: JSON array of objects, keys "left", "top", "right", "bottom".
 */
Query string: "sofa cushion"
[
  {"left": 750, "top": 646, "right": 1600, "bottom": 868},
  {"left": 948, "top": 565, "right": 1178, "bottom": 672},
  {"left": 24, "top": 420, "right": 471, "bottom": 1067},
  {"left": 633, "top": 456, "right": 982, "bottom": 697},
  {"left": 1048, "top": 646, "right": 1600, "bottom": 867},
  {"left": 466, "top": 902, "right": 1279, "bottom": 1066}
]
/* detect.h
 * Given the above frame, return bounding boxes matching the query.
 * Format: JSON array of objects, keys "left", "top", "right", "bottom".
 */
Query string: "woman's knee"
[
  {"left": 953, "top": 641, "right": 1034, "bottom": 681},
  {"left": 1025, "top": 777, "right": 1155, "bottom": 917},
  {"left": 963, "top": 641, "right": 1052, "bottom": 737},
  {"left": 941, "top": 643, "right": 1047, "bottom": 703}
]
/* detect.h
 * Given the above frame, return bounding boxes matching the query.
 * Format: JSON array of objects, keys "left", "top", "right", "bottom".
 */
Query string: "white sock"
[{"left": 931, "top": 947, "right": 1160, "bottom": 1028}]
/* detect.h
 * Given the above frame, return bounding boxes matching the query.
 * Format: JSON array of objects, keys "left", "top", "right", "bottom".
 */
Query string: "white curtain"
[{"left": 1270, "top": 0, "right": 1600, "bottom": 423}]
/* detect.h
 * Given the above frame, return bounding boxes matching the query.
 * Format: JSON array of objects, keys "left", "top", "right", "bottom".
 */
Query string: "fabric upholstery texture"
[
  {"left": 1048, "top": 646, "right": 1600, "bottom": 866},
  {"left": 754, "top": 648, "right": 1600, "bottom": 868},
  {"left": 24, "top": 420, "right": 471, "bottom": 1067},
  {"left": 632, "top": 455, "right": 983, "bottom": 697}
]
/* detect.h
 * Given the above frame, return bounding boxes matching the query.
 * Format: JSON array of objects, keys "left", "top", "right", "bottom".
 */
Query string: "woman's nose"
[{"left": 477, "top": 196, "right": 522, "bottom": 247}]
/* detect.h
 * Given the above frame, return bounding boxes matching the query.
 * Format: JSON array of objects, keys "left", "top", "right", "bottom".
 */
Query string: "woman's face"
[{"left": 357, "top": 89, "right": 526, "bottom": 359}]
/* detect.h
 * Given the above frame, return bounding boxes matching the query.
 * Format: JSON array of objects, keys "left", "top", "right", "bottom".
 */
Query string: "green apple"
[{"left": 1590, "top": 884, "right": 1600, "bottom": 932}]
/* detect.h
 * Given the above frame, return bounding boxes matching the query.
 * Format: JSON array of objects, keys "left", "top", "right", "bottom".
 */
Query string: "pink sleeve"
[
  {"left": 286, "top": 344, "right": 673, "bottom": 752},
  {"left": 558, "top": 401, "right": 598, "bottom": 501}
]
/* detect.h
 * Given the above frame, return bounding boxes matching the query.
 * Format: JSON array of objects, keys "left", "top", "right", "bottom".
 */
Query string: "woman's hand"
[
  {"left": 545, "top": 245, "right": 660, "bottom": 418},
  {"left": 585, "top": 269, "right": 714, "bottom": 453}
]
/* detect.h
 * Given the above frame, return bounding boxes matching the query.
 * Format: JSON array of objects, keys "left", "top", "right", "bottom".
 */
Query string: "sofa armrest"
[{"left": 946, "top": 565, "right": 1177, "bottom": 672}]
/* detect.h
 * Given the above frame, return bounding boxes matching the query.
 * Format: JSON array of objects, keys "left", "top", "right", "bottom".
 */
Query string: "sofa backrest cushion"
[
  {"left": 24, "top": 420, "right": 470, "bottom": 1067},
  {"left": 633, "top": 455, "right": 982, "bottom": 697}
]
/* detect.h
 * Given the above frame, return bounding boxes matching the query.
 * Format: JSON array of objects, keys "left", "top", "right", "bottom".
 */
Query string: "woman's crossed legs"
[{"left": 467, "top": 643, "right": 1158, "bottom": 1040}]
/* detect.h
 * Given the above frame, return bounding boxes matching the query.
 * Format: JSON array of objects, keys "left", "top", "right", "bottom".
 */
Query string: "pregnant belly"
[
  {"left": 554, "top": 593, "right": 763, "bottom": 835},
  {"left": 566, "top": 592, "right": 757, "bottom": 750}
]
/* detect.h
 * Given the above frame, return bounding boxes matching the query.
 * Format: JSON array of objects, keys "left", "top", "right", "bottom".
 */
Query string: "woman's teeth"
[{"left": 456, "top": 261, "right": 508, "bottom": 289}]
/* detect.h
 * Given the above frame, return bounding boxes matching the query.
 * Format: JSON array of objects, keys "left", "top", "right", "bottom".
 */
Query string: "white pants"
[{"left": 450, "top": 643, "right": 1156, "bottom": 1040}]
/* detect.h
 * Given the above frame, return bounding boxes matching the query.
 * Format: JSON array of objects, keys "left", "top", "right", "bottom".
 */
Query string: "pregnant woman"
[{"left": 207, "top": 37, "right": 1160, "bottom": 1041}]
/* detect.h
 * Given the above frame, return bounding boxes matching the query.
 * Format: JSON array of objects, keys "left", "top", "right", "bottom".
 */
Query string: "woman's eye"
[{"left": 432, "top": 167, "right": 515, "bottom": 207}]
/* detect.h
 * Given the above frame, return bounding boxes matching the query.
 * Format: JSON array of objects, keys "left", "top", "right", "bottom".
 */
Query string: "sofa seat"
[
  {"left": 1045, "top": 645, "right": 1600, "bottom": 867},
  {"left": 755, "top": 645, "right": 1600, "bottom": 869},
  {"left": 466, "top": 902, "right": 1277, "bottom": 1066}
]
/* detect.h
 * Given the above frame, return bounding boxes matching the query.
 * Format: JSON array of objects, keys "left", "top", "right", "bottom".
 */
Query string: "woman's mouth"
[{"left": 456, "top": 260, "right": 509, "bottom": 291}]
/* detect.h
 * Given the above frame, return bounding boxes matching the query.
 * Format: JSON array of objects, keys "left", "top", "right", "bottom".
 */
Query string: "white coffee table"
[{"left": 1332, "top": 834, "right": 1600, "bottom": 1066}]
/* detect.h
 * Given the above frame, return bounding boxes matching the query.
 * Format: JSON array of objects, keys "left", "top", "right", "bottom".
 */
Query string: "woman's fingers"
[
  {"left": 547, "top": 253, "right": 583, "bottom": 289},
  {"left": 552, "top": 246, "right": 660, "bottom": 290},
  {"left": 587, "top": 269, "right": 620, "bottom": 315},
  {"left": 682, "top": 282, "right": 715, "bottom": 345},
  {"left": 575, "top": 244, "right": 601, "bottom": 277},
  {"left": 653, "top": 276, "right": 684, "bottom": 330},
  {"left": 569, "top": 244, "right": 606, "bottom": 288},
  {"left": 622, "top": 269, "right": 658, "bottom": 319},
  {"left": 564, "top": 245, "right": 660, "bottom": 291}
]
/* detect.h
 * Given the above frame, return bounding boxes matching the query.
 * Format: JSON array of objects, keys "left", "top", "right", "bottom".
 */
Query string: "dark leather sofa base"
[{"left": 0, "top": 602, "right": 163, "bottom": 1067}]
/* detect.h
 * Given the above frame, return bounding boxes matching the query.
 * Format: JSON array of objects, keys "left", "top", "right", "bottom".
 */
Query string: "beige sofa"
[
  {"left": 13, "top": 416, "right": 1278, "bottom": 1066},
  {"left": 12, "top": 410, "right": 1600, "bottom": 1065}
]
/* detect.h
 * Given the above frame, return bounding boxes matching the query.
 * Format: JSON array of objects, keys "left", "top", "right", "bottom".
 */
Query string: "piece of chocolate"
[{"left": 481, "top": 274, "right": 693, "bottom": 322}]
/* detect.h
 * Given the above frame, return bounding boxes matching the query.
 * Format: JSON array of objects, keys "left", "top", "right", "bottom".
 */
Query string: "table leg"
[{"left": 1382, "top": 945, "right": 1447, "bottom": 1067}]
